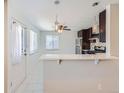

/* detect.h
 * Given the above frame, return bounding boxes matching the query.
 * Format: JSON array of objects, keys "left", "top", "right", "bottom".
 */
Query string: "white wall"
[
  {"left": 41, "top": 31, "right": 77, "bottom": 54},
  {"left": 110, "top": 4, "right": 119, "bottom": 57},
  {"left": 106, "top": 4, "right": 119, "bottom": 57}
]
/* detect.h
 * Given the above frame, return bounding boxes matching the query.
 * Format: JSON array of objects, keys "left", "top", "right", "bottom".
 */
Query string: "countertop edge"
[{"left": 40, "top": 54, "right": 118, "bottom": 61}]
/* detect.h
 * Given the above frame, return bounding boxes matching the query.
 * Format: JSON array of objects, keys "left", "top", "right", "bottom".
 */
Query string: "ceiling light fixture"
[
  {"left": 54, "top": 0, "right": 60, "bottom": 5},
  {"left": 92, "top": 16, "right": 99, "bottom": 34},
  {"left": 92, "top": 2, "right": 99, "bottom": 7}
]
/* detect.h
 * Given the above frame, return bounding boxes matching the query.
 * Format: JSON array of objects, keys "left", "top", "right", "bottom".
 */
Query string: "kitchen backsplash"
[{"left": 90, "top": 38, "right": 106, "bottom": 51}]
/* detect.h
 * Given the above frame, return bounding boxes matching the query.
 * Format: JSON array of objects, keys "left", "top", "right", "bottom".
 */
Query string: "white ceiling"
[{"left": 10, "top": 0, "right": 118, "bottom": 31}]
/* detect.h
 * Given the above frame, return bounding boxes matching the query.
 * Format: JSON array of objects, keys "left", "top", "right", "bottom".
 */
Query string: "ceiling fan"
[
  {"left": 57, "top": 24, "right": 71, "bottom": 30},
  {"left": 54, "top": 20, "right": 71, "bottom": 33},
  {"left": 55, "top": 19, "right": 71, "bottom": 33},
  {"left": 54, "top": 0, "right": 71, "bottom": 33}
]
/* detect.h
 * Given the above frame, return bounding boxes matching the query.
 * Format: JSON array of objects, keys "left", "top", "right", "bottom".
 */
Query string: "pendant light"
[{"left": 92, "top": 15, "right": 99, "bottom": 34}]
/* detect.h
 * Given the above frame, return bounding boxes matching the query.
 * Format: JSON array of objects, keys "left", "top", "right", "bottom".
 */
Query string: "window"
[
  {"left": 12, "top": 23, "right": 23, "bottom": 57},
  {"left": 46, "top": 35, "right": 59, "bottom": 50},
  {"left": 30, "top": 30, "right": 38, "bottom": 53}
]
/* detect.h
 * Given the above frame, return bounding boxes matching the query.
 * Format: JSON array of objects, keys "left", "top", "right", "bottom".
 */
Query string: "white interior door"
[{"left": 10, "top": 20, "right": 27, "bottom": 93}]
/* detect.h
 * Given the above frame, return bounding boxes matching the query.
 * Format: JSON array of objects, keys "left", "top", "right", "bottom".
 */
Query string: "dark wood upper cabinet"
[
  {"left": 82, "top": 27, "right": 92, "bottom": 49},
  {"left": 82, "top": 28, "right": 92, "bottom": 41},
  {"left": 77, "top": 30, "right": 83, "bottom": 37},
  {"left": 99, "top": 10, "right": 106, "bottom": 42}
]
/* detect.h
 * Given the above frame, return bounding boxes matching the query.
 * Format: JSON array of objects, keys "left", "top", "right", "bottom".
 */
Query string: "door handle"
[
  {"left": 24, "top": 53, "right": 27, "bottom": 56},
  {"left": 23, "top": 49, "right": 27, "bottom": 56}
]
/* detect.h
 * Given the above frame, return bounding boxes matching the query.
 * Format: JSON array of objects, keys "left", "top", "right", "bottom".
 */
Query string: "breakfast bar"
[{"left": 40, "top": 54, "right": 118, "bottom": 64}]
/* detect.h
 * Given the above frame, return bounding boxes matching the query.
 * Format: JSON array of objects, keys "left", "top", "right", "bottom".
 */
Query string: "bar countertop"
[{"left": 40, "top": 54, "right": 118, "bottom": 61}]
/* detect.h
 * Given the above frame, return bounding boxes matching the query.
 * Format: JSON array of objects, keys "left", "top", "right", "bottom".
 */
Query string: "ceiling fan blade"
[
  {"left": 64, "top": 29, "right": 71, "bottom": 31},
  {"left": 63, "top": 26, "right": 68, "bottom": 28}
]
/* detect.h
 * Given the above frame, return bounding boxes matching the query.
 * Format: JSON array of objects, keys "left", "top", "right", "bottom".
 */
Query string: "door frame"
[{"left": 4, "top": 0, "right": 9, "bottom": 93}]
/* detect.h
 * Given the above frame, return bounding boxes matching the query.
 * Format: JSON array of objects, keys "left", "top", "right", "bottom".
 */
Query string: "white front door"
[{"left": 10, "top": 20, "right": 27, "bottom": 93}]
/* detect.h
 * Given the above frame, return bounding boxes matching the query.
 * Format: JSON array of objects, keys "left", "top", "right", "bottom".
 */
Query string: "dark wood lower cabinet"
[
  {"left": 82, "top": 42, "right": 90, "bottom": 49},
  {"left": 99, "top": 31, "right": 106, "bottom": 42}
]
